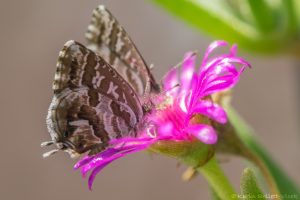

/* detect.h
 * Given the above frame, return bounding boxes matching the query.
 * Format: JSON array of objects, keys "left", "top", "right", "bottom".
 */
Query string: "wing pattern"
[{"left": 52, "top": 40, "right": 143, "bottom": 140}]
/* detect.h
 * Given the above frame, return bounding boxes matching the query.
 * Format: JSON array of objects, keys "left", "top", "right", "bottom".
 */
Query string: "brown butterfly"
[{"left": 42, "top": 5, "right": 160, "bottom": 158}]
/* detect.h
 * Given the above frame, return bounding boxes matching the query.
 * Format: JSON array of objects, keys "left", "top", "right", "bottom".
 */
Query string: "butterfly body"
[{"left": 43, "top": 6, "right": 160, "bottom": 158}]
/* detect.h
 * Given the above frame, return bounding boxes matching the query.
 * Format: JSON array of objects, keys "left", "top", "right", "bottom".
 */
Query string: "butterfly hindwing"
[
  {"left": 46, "top": 40, "right": 146, "bottom": 155},
  {"left": 85, "top": 5, "right": 160, "bottom": 96}
]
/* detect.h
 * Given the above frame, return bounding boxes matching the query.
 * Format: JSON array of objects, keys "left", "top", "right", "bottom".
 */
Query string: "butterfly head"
[{"left": 43, "top": 90, "right": 101, "bottom": 158}]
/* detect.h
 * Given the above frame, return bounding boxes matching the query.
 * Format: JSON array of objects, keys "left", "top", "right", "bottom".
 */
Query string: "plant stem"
[
  {"left": 223, "top": 103, "right": 299, "bottom": 198},
  {"left": 215, "top": 118, "right": 281, "bottom": 199},
  {"left": 242, "top": 145, "right": 281, "bottom": 199},
  {"left": 197, "top": 155, "right": 237, "bottom": 200}
]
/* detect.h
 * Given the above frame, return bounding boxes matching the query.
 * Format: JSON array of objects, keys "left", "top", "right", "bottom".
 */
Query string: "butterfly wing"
[
  {"left": 85, "top": 5, "right": 160, "bottom": 96},
  {"left": 52, "top": 40, "right": 144, "bottom": 143},
  {"left": 53, "top": 40, "right": 142, "bottom": 115}
]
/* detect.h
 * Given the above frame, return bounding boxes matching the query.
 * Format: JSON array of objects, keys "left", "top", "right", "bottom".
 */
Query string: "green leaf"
[
  {"left": 246, "top": 0, "right": 276, "bottom": 33},
  {"left": 241, "top": 168, "right": 266, "bottom": 200},
  {"left": 151, "top": 0, "right": 283, "bottom": 53},
  {"left": 281, "top": 0, "right": 299, "bottom": 45},
  {"left": 151, "top": 0, "right": 300, "bottom": 54},
  {"left": 211, "top": 187, "right": 222, "bottom": 200}
]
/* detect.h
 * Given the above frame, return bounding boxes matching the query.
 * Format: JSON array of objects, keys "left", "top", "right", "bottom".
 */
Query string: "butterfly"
[{"left": 42, "top": 5, "right": 160, "bottom": 158}]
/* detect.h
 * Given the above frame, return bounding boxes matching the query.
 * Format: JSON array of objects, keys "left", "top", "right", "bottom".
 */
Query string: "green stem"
[
  {"left": 197, "top": 156, "right": 237, "bottom": 200},
  {"left": 150, "top": 141, "right": 236, "bottom": 200},
  {"left": 214, "top": 115, "right": 281, "bottom": 198},
  {"left": 223, "top": 103, "right": 300, "bottom": 198}
]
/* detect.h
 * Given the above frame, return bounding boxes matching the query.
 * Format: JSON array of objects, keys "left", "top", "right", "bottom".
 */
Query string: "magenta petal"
[
  {"left": 74, "top": 148, "right": 120, "bottom": 170},
  {"left": 224, "top": 57, "right": 251, "bottom": 68},
  {"left": 187, "top": 125, "right": 218, "bottom": 144},
  {"left": 77, "top": 138, "right": 155, "bottom": 186},
  {"left": 162, "top": 67, "right": 179, "bottom": 96},
  {"left": 202, "top": 41, "right": 228, "bottom": 66},
  {"left": 88, "top": 154, "right": 123, "bottom": 190},
  {"left": 74, "top": 156, "right": 95, "bottom": 169},
  {"left": 204, "top": 62, "right": 239, "bottom": 79},
  {"left": 205, "top": 73, "right": 237, "bottom": 88},
  {"left": 180, "top": 52, "right": 196, "bottom": 92},
  {"left": 158, "top": 121, "right": 174, "bottom": 136},
  {"left": 80, "top": 144, "right": 149, "bottom": 176},
  {"left": 87, "top": 145, "right": 149, "bottom": 190},
  {"left": 184, "top": 74, "right": 199, "bottom": 109},
  {"left": 198, "top": 57, "right": 234, "bottom": 89},
  {"left": 190, "top": 101, "right": 227, "bottom": 124},
  {"left": 201, "top": 76, "right": 237, "bottom": 97},
  {"left": 177, "top": 91, "right": 191, "bottom": 113},
  {"left": 230, "top": 44, "right": 237, "bottom": 56},
  {"left": 200, "top": 58, "right": 239, "bottom": 81},
  {"left": 81, "top": 157, "right": 104, "bottom": 177},
  {"left": 199, "top": 55, "right": 250, "bottom": 82},
  {"left": 189, "top": 73, "right": 199, "bottom": 93},
  {"left": 196, "top": 65, "right": 237, "bottom": 97},
  {"left": 80, "top": 151, "right": 121, "bottom": 176}
]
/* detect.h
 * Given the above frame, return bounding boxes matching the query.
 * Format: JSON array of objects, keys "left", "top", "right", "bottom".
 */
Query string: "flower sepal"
[{"left": 149, "top": 140, "right": 214, "bottom": 168}]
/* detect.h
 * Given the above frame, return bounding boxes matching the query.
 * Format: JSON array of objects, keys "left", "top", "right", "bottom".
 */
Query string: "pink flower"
[
  {"left": 74, "top": 137, "right": 156, "bottom": 190},
  {"left": 74, "top": 41, "right": 250, "bottom": 189},
  {"left": 156, "top": 40, "right": 250, "bottom": 144}
]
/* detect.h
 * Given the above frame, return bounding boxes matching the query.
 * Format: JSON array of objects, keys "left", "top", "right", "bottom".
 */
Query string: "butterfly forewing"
[{"left": 85, "top": 5, "right": 160, "bottom": 96}]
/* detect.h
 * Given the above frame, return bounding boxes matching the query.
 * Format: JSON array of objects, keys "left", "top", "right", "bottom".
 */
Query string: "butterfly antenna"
[
  {"left": 163, "top": 83, "right": 180, "bottom": 95},
  {"left": 173, "top": 51, "right": 198, "bottom": 69},
  {"left": 41, "top": 141, "right": 54, "bottom": 147},
  {"left": 42, "top": 149, "right": 59, "bottom": 158}
]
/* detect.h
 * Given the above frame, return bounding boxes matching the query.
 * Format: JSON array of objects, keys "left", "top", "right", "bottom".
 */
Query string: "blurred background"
[{"left": 0, "top": 0, "right": 299, "bottom": 199}]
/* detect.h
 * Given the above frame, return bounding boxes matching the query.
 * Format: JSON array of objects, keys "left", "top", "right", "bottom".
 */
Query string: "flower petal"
[
  {"left": 88, "top": 153, "right": 123, "bottom": 190},
  {"left": 87, "top": 145, "right": 150, "bottom": 190},
  {"left": 197, "top": 59, "right": 250, "bottom": 97},
  {"left": 190, "top": 101, "right": 227, "bottom": 124},
  {"left": 186, "top": 124, "right": 218, "bottom": 144},
  {"left": 230, "top": 44, "right": 237, "bottom": 56},
  {"left": 74, "top": 156, "right": 95, "bottom": 169},
  {"left": 202, "top": 40, "right": 228, "bottom": 66},
  {"left": 162, "top": 67, "right": 179, "bottom": 96},
  {"left": 201, "top": 75, "right": 238, "bottom": 97},
  {"left": 158, "top": 121, "right": 174, "bottom": 136},
  {"left": 180, "top": 52, "right": 196, "bottom": 92}
]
